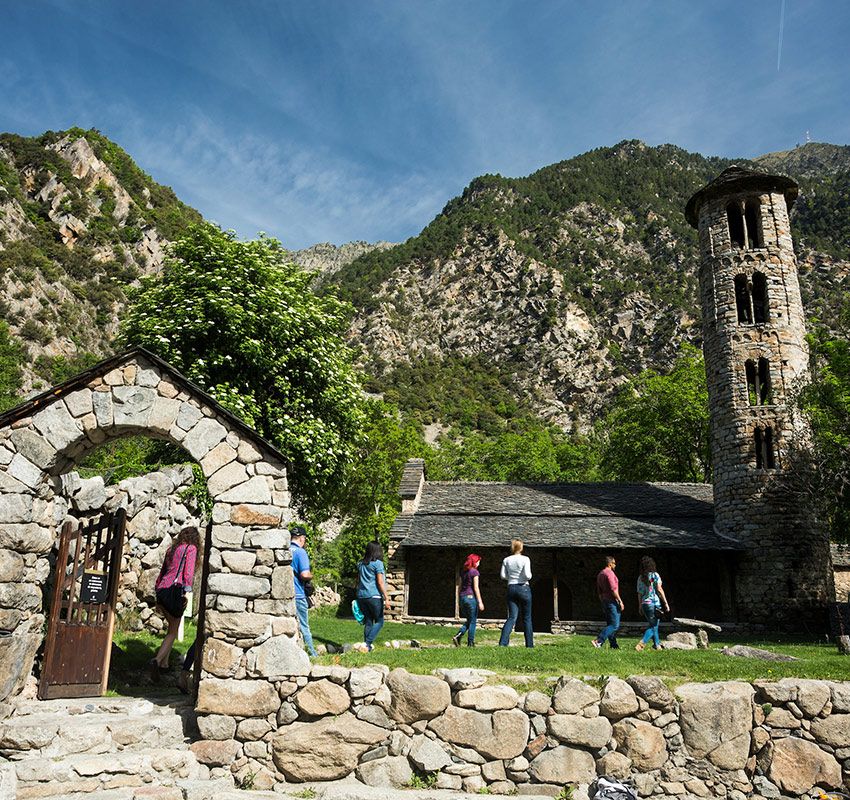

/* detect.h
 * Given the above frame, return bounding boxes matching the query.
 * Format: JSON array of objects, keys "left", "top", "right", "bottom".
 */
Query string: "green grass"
[
  {"left": 108, "top": 621, "right": 197, "bottom": 696},
  {"left": 310, "top": 606, "right": 850, "bottom": 684}
]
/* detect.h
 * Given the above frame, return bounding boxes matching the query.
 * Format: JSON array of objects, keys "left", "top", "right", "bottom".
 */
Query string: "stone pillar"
[{"left": 687, "top": 168, "right": 833, "bottom": 630}]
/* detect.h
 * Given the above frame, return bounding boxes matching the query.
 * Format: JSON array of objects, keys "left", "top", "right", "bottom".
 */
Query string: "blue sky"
[{"left": 2, "top": 1, "right": 849, "bottom": 249}]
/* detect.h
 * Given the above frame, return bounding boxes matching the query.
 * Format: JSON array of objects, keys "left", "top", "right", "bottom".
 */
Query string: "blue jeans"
[
  {"left": 641, "top": 605, "right": 661, "bottom": 647},
  {"left": 295, "top": 596, "right": 317, "bottom": 656},
  {"left": 456, "top": 596, "right": 478, "bottom": 644},
  {"left": 597, "top": 600, "right": 621, "bottom": 648},
  {"left": 359, "top": 597, "right": 384, "bottom": 648},
  {"left": 499, "top": 584, "right": 534, "bottom": 647}
]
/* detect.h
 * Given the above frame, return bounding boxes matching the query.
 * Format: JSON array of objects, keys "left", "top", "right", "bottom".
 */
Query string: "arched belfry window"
[
  {"left": 752, "top": 271, "right": 769, "bottom": 323},
  {"left": 745, "top": 200, "right": 762, "bottom": 249},
  {"left": 734, "top": 272, "right": 769, "bottom": 325},
  {"left": 754, "top": 426, "right": 776, "bottom": 469},
  {"left": 745, "top": 358, "right": 772, "bottom": 405},
  {"left": 727, "top": 203, "right": 745, "bottom": 249},
  {"left": 734, "top": 274, "right": 753, "bottom": 323}
]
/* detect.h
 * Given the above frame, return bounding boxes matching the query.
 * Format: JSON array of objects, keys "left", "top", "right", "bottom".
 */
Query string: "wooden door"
[{"left": 39, "top": 509, "right": 126, "bottom": 700}]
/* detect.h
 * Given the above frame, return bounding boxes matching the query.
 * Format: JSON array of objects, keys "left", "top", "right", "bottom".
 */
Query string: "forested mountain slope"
[
  {"left": 1, "top": 130, "right": 847, "bottom": 437},
  {"left": 0, "top": 128, "right": 200, "bottom": 391},
  {"left": 327, "top": 141, "right": 850, "bottom": 430}
]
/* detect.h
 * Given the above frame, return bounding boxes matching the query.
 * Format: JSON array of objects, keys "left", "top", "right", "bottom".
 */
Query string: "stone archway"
[{"left": 0, "top": 347, "right": 299, "bottom": 704}]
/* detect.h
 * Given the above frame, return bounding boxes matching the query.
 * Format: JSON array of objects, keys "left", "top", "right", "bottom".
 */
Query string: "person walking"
[
  {"left": 635, "top": 556, "right": 670, "bottom": 651},
  {"left": 290, "top": 524, "right": 318, "bottom": 657},
  {"left": 151, "top": 526, "right": 199, "bottom": 680},
  {"left": 453, "top": 553, "right": 484, "bottom": 647},
  {"left": 592, "top": 554, "right": 623, "bottom": 649},
  {"left": 356, "top": 541, "right": 389, "bottom": 652},
  {"left": 498, "top": 539, "right": 534, "bottom": 648}
]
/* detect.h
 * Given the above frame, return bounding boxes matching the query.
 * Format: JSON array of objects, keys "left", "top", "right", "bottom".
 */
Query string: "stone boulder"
[
  {"left": 548, "top": 714, "right": 613, "bottom": 748},
  {"left": 271, "top": 713, "right": 387, "bottom": 782},
  {"left": 348, "top": 667, "right": 386, "bottom": 698},
  {"left": 189, "top": 739, "right": 240, "bottom": 767},
  {"left": 596, "top": 751, "right": 632, "bottom": 779},
  {"left": 428, "top": 706, "right": 529, "bottom": 760},
  {"left": 612, "top": 718, "right": 667, "bottom": 771},
  {"left": 627, "top": 676, "right": 676, "bottom": 711},
  {"left": 528, "top": 745, "right": 596, "bottom": 784},
  {"left": 435, "top": 668, "right": 495, "bottom": 690},
  {"left": 768, "top": 737, "right": 842, "bottom": 794},
  {"left": 246, "top": 635, "right": 310, "bottom": 679},
  {"left": 552, "top": 676, "right": 600, "bottom": 714},
  {"left": 600, "top": 678, "right": 639, "bottom": 720},
  {"left": 409, "top": 735, "right": 452, "bottom": 771},
  {"left": 776, "top": 678, "right": 831, "bottom": 717},
  {"left": 811, "top": 713, "right": 850, "bottom": 748},
  {"left": 294, "top": 679, "right": 350, "bottom": 717},
  {"left": 356, "top": 756, "right": 413, "bottom": 788},
  {"left": 455, "top": 685, "right": 519, "bottom": 711},
  {"left": 676, "top": 681, "right": 753, "bottom": 769},
  {"left": 196, "top": 677, "right": 279, "bottom": 717},
  {"left": 387, "top": 669, "right": 450, "bottom": 723}
]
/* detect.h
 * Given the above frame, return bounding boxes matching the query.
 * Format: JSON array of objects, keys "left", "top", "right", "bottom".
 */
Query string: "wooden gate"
[{"left": 39, "top": 509, "right": 127, "bottom": 700}]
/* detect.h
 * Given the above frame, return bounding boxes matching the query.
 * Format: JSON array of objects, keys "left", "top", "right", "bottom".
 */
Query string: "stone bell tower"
[{"left": 686, "top": 166, "right": 832, "bottom": 630}]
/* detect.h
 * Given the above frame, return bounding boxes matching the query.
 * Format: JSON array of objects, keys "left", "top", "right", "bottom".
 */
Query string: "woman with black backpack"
[{"left": 150, "top": 526, "right": 199, "bottom": 680}]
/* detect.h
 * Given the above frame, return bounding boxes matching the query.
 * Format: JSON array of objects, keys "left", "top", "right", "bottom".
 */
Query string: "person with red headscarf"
[{"left": 452, "top": 553, "right": 484, "bottom": 647}]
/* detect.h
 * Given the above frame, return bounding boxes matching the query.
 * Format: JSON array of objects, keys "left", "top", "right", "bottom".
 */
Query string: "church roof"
[
  {"left": 391, "top": 479, "right": 742, "bottom": 551},
  {"left": 685, "top": 165, "right": 798, "bottom": 228}
]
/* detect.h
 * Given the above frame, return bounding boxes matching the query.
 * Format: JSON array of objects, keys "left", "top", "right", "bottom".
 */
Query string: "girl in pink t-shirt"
[
  {"left": 150, "top": 526, "right": 199, "bottom": 679},
  {"left": 452, "top": 553, "right": 485, "bottom": 647}
]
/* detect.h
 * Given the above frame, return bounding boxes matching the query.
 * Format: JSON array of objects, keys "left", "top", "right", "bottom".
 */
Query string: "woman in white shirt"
[{"left": 498, "top": 539, "right": 534, "bottom": 648}]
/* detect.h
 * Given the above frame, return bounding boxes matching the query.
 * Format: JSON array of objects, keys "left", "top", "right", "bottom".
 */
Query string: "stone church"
[{"left": 386, "top": 166, "right": 835, "bottom": 634}]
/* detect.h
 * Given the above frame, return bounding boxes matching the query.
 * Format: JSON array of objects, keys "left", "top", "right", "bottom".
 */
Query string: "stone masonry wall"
[
  {"left": 62, "top": 466, "right": 201, "bottom": 634},
  {"left": 186, "top": 662, "right": 850, "bottom": 797},
  {"left": 0, "top": 352, "right": 297, "bottom": 703},
  {"left": 697, "top": 187, "right": 833, "bottom": 630}
]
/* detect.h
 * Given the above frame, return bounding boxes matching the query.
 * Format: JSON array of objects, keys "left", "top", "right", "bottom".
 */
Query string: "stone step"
[
  {"left": 2, "top": 697, "right": 194, "bottom": 758},
  {"left": 14, "top": 747, "right": 202, "bottom": 796},
  {"left": 10, "top": 694, "right": 191, "bottom": 719}
]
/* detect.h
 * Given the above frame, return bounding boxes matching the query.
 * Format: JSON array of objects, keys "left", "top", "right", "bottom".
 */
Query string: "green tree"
[
  {"left": 798, "top": 320, "right": 850, "bottom": 542},
  {"left": 0, "top": 321, "right": 24, "bottom": 412},
  {"left": 120, "top": 223, "right": 365, "bottom": 513},
  {"left": 330, "top": 400, "right": 427, "bottom": 585},
  {"left": 596, "top": 345, "right": 711, "bottom": 483}
]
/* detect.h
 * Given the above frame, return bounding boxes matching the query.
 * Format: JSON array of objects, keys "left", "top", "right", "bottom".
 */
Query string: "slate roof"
[
  {"left": 685, "top": 166, "right": 798, "bottom": 228},
  {"left": 392, "top": 480, "right": 743, "bottom": 551}
]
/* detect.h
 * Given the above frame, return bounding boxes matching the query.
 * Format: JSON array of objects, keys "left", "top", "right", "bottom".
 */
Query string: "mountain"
[
  {"left": 0, "top": 128, "right": 201, "bottom": 390},
  {"left": 1, "top": 129, "right": 847, "bottom": 436},
  {"left": 327, "top": 141, "right": 850, "bottom": 431}
]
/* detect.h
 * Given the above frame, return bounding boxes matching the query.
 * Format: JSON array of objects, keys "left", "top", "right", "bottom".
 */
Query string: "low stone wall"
[{"left": 193, "top": 660, "right": 850, "bottom": 797}]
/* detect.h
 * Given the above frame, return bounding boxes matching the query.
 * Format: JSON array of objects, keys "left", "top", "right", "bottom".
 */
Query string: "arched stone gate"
[{"left": 0, "top": 346, "right": 298, "bottom": 704}]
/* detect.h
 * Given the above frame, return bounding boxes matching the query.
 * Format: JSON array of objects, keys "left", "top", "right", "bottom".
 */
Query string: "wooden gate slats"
[{"left": 39, "top": 509, "right": 127, "bottom": 700}]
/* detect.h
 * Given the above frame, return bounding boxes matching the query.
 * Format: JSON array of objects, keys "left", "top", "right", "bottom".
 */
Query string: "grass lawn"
[
  {"left": 105, "top": 608, "right": 849, "bottom": 696},
  {"left": 108, "top": 621, "right": 197, "bottom": 695},
  {"left": 309, "top": 606, "right": 850, "bottom": 686}
]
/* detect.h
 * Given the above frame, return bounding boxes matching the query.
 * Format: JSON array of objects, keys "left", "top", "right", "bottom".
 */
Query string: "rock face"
[
  {"left": 600, "top": 677, "right": 639, "bottom": 720},
  {"left": 272, "top": 713, "right": 386, "bottom": 781},
  {"left": 768, "top": 737, "right": 842, "bottom": 794},
  {"left": 551, "top": 677, "right": 600, "bottom": 714},
  {"left": 547, "top": 714, "right": 612, "bottom": 748},
  {"left": 676, "top": 681, "right": 753, "bottom": 769}
]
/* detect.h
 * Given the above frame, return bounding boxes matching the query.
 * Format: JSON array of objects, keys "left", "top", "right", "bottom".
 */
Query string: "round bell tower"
[{"left": 686, "top": 166, "right": 832, "bottom": 630}]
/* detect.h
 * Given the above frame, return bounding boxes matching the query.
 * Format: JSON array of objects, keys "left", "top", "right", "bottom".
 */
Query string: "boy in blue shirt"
[{"left": 290, "top": 525, "right": 317, "bottom": 657}]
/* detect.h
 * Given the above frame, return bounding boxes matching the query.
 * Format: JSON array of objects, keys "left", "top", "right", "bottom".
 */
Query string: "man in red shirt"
[{"left": 593, "top": 555, "right": 623, "bottom": 649}]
